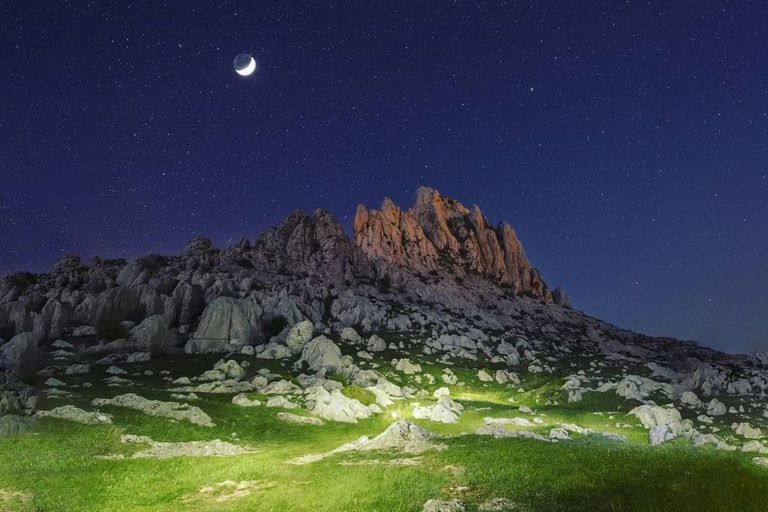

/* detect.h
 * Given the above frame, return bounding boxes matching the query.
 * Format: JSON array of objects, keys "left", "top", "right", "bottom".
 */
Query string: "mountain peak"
[{"left": 354, "top": 187, "right": 550, "bottom": 299}]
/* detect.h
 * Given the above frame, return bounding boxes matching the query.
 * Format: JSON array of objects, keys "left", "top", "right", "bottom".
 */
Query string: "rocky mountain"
[
  {"left": 355, "top": 187, "right": 550, "bottom": 299},
  {"left": 1, "top": 186, "right": 765, "bottom": 429}
]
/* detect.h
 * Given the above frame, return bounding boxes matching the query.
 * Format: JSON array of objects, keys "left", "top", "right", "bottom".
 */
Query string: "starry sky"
[{"left": 1, "top": 1, "right": 766, "bottom": 353}]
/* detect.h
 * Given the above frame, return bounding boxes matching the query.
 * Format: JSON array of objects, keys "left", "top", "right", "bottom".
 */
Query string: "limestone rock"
[
  {"left": 91, "top": 393, "right": 214, "bottom": 427},
  {"left": 0, "top": 332, "right": 41, "bottom": 379},
  {"left": 413, "top": 397, "right": 463, "bottom": 424},
  {"left": 298, "top": 335, "right": 343, "bottom": 373},
  {"left": 340, "top": 327, "right": 362, "bottom": 345},
  {"left": 285, "top": 320, "right": 314, "bottom": 354},
  {"left": 354, "top": 186, "right": 550, "bottom": 298},
  {"left": 305, "top": 387, "right": 371, "bottom": 423},
  {"left": 186, "top": 297, "right": 262, "bottom": 353},
  {"left": 366, "top": 334, "right": 387, "bottom": 352},
  {"left": 422, "top": 499, "right": 465, "bottom": 512},
  {"left": 119, "top": 434, "right": 246, "bottom": 459},
  {"left": 393, "top": 358, "right": 421, "bottom": 375},
  {"left": 36, "top": 405, "right": 112, "bottom": 425},
  {"left": 707, "top": 398, "right": 727, "bottom": 416},
  {"left": 232, "top": 394, "right": 261, "bottom": 407},
  {"left": 265, "top": 396, "right": 300, "bottom": 409}
]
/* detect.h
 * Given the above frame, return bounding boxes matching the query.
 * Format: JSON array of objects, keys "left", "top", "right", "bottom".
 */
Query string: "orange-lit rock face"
[{"left": 354, "top": 186, "right": 550, "bottom": 299}]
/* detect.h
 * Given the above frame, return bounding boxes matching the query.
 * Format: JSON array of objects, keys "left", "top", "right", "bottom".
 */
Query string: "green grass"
[{"left": 2, "top": 349, "right": 768, "bottom": 511}]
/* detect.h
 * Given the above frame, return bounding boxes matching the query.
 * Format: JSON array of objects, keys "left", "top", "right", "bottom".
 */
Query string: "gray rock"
[
  {"left": 285, "top": 320, "right": 314, "bottom": 354},
  {"left": 119, "top": 434, "right": 246, "bottom": 459},
  {"left": 186, "top": 297, "right": 262, "bottom": 353},
  {"left": 232, "top": 393, "right": 261, "bottom": 407},
  {"left": 707, "top": 398, "right": 727, "bottom": 416},
  {"left": 298, "top": 335, "right": 343, "bottom": 373},
  {"left": 130, "top": 315, "right": 180, "bottom": 350},
  {"left": 0, "top": 414, "right": 35, "bottom": 437},
  {"left": 65, "top": 363, "right": 90, "bottom": 375},
  {"left": 422, "top": 499, "right": 465, "bottom": 512},
  {"left": 366, "top": 334, "right": 387, "bottom": 352},
  {"left": 0, "top": 332, "right": 41, "bottom": 379},
  {"left": 340, "top": 327, "right": 362, "bottom": 345},
  {"left": 36, "top": 405, "right": 112, "bottom": 425},
  {"left": 91, "top": 393, "right": 214, "bottom": 427},
  {"left": 265, "top": 396, "right": 300, "bottom": 409},
  {"left": 305, "top": 387, "right": 371, "bottom": 423}
]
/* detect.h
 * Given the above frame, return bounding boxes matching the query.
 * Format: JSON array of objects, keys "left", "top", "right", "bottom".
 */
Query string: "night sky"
[{"left": 1, "top": 1, "right": 766, "bottom": 353}]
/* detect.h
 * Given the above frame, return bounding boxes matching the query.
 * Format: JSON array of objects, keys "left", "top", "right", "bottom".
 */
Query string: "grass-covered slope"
[{"left": 2, "top": 338, "right": 768, "bottom": 512}]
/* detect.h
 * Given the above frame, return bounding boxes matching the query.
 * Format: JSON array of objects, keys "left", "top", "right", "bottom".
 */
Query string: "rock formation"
[{"left": 354, "top": 186, "right": 550, "bottom": 298}]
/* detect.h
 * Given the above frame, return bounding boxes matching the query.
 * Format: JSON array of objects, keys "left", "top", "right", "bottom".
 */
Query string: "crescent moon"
[{"left": 236, "top": 56, "right": 256, "bottom": 76}]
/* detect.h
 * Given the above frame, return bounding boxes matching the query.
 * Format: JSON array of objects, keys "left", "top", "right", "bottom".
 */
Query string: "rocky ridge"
[{"left": 1, "top": 186, "right": 766, "bottom": 442}]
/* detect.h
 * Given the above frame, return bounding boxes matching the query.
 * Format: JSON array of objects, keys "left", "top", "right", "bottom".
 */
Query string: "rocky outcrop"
[
  {"left": 0, "top": 332, "right": 41, "bottom": 380},
  {"left": 247, "top": 209, "right": 357, "bottom": 283},
  {"left": 354, "top": 187, "right": 550, "bottom": 298},
  {"left": 186, "top": 297, "right": 262, "bottom": 353}
]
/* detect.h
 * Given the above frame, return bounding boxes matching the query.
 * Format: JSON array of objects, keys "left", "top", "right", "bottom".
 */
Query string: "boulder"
[
  {"left": 0, "top": 332, "right": 41, "bottom": 379},
  {"left": 305, "top": 387, "right": 372, "bottom": 423},
  {"left": 130, "top": 315, "right": 180, "bottom": 350},
  {"left": 366, "top": 334, "right": 387, "bottom": 352},
  {"left": 265, "top": 396, "right": 300, "bottom": 409},
  {"left": 0, "top": 414, "right": 35, "bottom": 437},
  {"left": 298, "top": 336, "right": 343, "bottom": 373},
  {"left": 394, "top": 358, "right": 421, "bottom": 375},
  {"left": 477, "top": 369, "right": 493, "bottom": 382},
  {"left": 65, "top": 363, "right": 90, "bottom": 375},
  {"left": 213, "top": 360, "right": 246, "bottom": 381},
  {"left": 91, "top": 393, "right": 214, "bottom": 427},
  {"left": 186, "top": 298, "right": 262, "bottom": 353},
  {"left": 734, "top": 422, "right": 763, "bottom": 440},
  {"left": 629, "top": 405, "right": 683, "bottom": 444},
  {"left": 340, "top": 327, "right": 362, "bottom": 345},
  {"left": 413, "top": 397, "right": 463, "bottom": 423},
  {"left": 285, "top": 320, "right": 314, "bottom": 354},
  {"left": 422, "top": 499, "right": 465, "bottom": 512},
  {"left": 680, "top": 390, "right": 701, "bottom": 408},
  {"left": 232, "top": 394, "right": 261, "bottom": 407},
  {"left": 36, "top": 405, "right": 112, "bottom": 425},
  {"left": 706, "top": 398, "right": 727, "bottom": 416}
]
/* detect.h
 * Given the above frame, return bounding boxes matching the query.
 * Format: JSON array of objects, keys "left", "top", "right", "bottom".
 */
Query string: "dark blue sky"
[{"left": 1, "top": 1, "right": 766, "bottom": 352}]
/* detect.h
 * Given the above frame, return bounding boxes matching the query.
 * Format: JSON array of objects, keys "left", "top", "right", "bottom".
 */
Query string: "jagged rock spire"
[{"left": 354, "top": 186, "right": 551, "bottom": 299}]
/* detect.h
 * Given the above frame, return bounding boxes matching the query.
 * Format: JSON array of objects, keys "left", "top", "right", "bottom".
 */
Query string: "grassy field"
[{"left": 2, "top": 350, "right": 768, "bottom": 512}]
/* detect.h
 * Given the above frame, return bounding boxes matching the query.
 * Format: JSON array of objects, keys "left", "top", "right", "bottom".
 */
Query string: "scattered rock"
[
  {"left": 92, "top": 394, "right": 214, "bottom": 427},
  {"left": 265, "top": 396, "right": 300, "bottom": 409},
  {"left": 36, "top": 405, "right": 112, "bottom": 425},
  {"left": 290, "top": 420, "right": 444, "bottom": 464},
  {"left": 413, "top": 397, "right": 463, "bottom": 423},
  {"left": 305, "top": 387, "right": 372, "bottom": 423},
  {"left": 706, "top": 398, "right": 727, "bottom": 416},
  {"left": 394, "top": 358, "right": 422, "bottom": 375},
  {"left": 422, "top": 499, "right": 465, "bottom": 512},
  {"left": 366, "top": 334, "right": 387, "bottom": 352},
  {"left": 285, "top": 320, "right": 314, "bottom": 354},
  {"left": 734, "top": 422, "right": 762, "bottom": 439},
  {"left": 298, "top": 335, "right": 343, "bottom": 373},
  {"left": 118, "top": 434, "right": 250, "bottom": 459},
  {"left": 232, "top": 394, "right": 261, "bottom": 407}
]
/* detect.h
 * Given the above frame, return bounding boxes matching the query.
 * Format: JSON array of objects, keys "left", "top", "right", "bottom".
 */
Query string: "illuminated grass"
[{"left": 2, "top": 349, "right": 768, "bottom": 511}]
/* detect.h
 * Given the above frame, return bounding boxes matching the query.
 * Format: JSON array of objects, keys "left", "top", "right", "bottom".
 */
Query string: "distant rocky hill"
[{"left": 1, "top": 186, "right": 764, "bottom": 419}]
